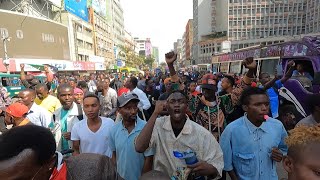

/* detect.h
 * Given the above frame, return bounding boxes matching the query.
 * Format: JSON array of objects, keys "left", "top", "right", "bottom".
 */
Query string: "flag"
[
  {"left": 27, "top": 64, "right": 45, "bottom": 71},
  {"left": 27, "top": 64, "right": 58, "bottom": 74}
]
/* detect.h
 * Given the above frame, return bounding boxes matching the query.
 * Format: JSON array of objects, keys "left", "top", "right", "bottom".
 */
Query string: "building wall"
[
  {"left": 186, "top": 19, "right": 193, "bottom": 62},
  {"left": 152, "top": 47, "right": 159, "bottom": 64},
  {"left": 93, "top": 12, "right": 114, "bottom": 66},
  {"left": 111, "top": 0, "right": 125, "bottom": 47},
  {"left": 61, "top": 12, "right": 94, "bottom": 62}
]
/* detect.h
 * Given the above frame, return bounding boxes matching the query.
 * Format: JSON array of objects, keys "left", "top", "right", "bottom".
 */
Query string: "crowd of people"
[{"left": 0, "top": 51, "right": 319, "bottom": 180}]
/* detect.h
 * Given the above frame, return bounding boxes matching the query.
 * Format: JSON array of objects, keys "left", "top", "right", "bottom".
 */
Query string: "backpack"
[{"left": 53, "top": 104, "right": 84, "bottom": 122}]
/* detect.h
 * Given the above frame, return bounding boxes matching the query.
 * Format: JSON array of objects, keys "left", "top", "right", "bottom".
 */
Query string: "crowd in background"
[{"left": 0, "top": 51, "right": 319, "bottom": 180}]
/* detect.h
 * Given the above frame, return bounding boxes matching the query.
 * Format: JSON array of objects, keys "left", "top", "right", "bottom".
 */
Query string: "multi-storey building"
[
  {"left": 111, "top": 0, "right": 125, "bottom": 47},
  {"left": 174, "top": 39, "right": 183, "bottom": 68},
  {"left": 152, "top": 47, "right": 160, "bottom": 65},
  {"left": 181, "top": 32, "right": 187, "bottom": 64},
  {"left": 134, "top": 37, "right": 153, "bottom": 57},
  {"left": 185, "top": 19, "right": 194, "bottom": 64},
  {"left": 91, "top": 10, "right": 114, "bottom": 66},
  {"left": 124, "top": 30, "right": 136, "bottom": 51},
  {"left": 193, "top": 0, "right": 320, "bottom": 64},
  {"left": 61, "top": 12, "right": 94, "bottom": 62}
]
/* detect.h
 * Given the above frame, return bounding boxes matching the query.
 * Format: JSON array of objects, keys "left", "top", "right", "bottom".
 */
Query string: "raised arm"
[
  {"left": 135, "top": 101, "right": 165, "bottom": 153},
  {"left": 165, "top": 51, "right": 179, "bottom": 82},
  {"left": 20, "top": 64, "right": 26, "bottom": 81},
  {"left": 44, "top": 65, "right": 53, "bottom": 83},
  {"left": 280, "top": 60, "right": 295, "bottom": 84}
]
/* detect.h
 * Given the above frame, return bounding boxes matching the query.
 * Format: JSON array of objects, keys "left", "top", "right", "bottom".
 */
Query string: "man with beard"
[
  {"left": 35, "top": 83, "right": 61, "bottom": 114},
  {"left": 18, "top": 89, "right": 51, "bottom": 127},
  {"left": 220, "top": 87, "right": 288, "bottom": 180},
  {"left": 135, "top": 91, "right": 224, "bottom": 179},
  {"left": 71, "top": 93, "right": 114, "bottom": 157},
  {"left": 109, "top": 93, "right": 154, "bottom": 180},
  {"left": 51, "top": 84, "right": 84, "bottom": 153}
]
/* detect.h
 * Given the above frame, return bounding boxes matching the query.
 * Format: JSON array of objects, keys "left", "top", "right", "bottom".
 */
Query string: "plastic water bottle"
[{"left": 173, "top": 150, "right": 205, "bottom": 180}]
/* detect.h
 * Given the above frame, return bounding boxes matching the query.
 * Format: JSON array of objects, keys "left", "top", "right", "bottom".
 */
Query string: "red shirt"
[
  {"left": 191, "top": 91, "right": 200, "bottom": 96},
  {"left": 118, "top": 87, "right": 129, "bottom": 96}
]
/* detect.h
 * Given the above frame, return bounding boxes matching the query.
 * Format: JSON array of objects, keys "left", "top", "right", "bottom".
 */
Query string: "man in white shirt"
[
  {"left": 51, "top": 84, "right": 85, "bottom": 153},
  {"left": 18, "top": 89, "right": 51, "bottom": 127},
  {"left": 125, "top": 77, "right": 151, "bottom": 120},
  {"left": 71, "top": 93, "right": 114, "bottom": 157},
  {"left": 88, "top": 73, "right": 97, "bottom": 93},
  {"left": 97, "top": 79, "right": 117, "bottom": 119}
]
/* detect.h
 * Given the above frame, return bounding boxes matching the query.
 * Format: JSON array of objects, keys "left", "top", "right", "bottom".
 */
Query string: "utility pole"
[{"left": 1, "top": 34, "right": 11, "bottom": 74}]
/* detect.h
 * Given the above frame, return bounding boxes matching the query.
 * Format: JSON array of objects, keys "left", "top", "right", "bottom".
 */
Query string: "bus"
[{"left": 211, "top": 36, "right": 320, "bottom": 129}]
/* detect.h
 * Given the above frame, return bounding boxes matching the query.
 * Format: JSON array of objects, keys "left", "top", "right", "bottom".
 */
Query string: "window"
[
  {"left": 229, "top": 61, "right": 241, "bottom": 74},
  {"left": 219, "top": 62, "right": 229, "bottom": 73},
  {"left": 261, "top": 59, "right": 279, "bottom": 77}
]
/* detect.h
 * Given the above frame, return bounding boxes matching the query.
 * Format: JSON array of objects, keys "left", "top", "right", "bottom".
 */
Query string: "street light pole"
[{"left": 1, "top": 34, "right": 10, "bottom": 74}]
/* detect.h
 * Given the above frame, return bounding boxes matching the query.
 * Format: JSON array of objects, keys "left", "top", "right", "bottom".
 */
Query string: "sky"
[{"left": 121, "top": 0, "right": 193, "bottom": 62}]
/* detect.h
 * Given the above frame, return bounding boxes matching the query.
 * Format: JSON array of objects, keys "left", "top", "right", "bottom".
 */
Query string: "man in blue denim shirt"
[{"left": 220, "top": 87, "right": 288, "bottom": 180}]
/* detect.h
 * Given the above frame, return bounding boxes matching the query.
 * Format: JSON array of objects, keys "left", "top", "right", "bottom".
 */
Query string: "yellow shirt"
[{"left": 35, "top": 95, "right": 61, "bottom": 114}]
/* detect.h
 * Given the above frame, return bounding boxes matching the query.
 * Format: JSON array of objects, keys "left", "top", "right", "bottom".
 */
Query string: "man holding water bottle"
[{"left": 135, "top": 90, "right": 224, "bottom": 179}]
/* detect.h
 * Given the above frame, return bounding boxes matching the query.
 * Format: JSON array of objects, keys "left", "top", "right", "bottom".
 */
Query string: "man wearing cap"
[
  {"left": 4, "top": 102, "right": 32, "bottom": 127},
  {"left": 109, "top": 93, "right": 154, "bottom": 180},
  {"left": 164, "top": 52, "right": 257, "bottom": 140},
  {"left": 125, "top": 77, "right": 151, "bottom": 121}
]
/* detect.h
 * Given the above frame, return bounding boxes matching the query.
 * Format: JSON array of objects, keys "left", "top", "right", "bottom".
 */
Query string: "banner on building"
[
  {"left": 0, "top": 10, "right": 70, "bottom": 61},
  {"left": 65, "top": 0, "right": 89, "bottom": 21}
]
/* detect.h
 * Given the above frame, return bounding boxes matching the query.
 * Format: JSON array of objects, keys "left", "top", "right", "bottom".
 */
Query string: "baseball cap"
[
  {"left": 5, "top": 103, "right": 29, "bottom": 118},
  {"left": 117, "top": 93, "right": 140, "bottom": 108},
  {"left": 200, "top": 73, "right": 217, "bottom": 90}
]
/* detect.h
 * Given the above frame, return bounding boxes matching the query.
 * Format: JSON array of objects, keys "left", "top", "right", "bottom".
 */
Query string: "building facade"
[
  {"left": 185, "top": 19, "right": 194, "bottom": 64},
  {"left": 60, "top": 12, "right": 94, "bottom": 62},
  {"left": 111, "top": 0, "right": 125, "bottom": 47},
  {"left": 134, "top": 37, "right": 153, "bottom": 57},
  {"left": 193, "top": 0, "right": 320, "bottom": 64},
  {"left": 91, "top": 10, "right": 114, "bottom": 67},
  {"left": 152, "top": 47, "right": 159, "bottom": 65}
]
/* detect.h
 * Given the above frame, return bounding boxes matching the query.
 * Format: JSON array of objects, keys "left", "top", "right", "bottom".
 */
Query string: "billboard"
[
  {"left": 88, "top": 0, "right": 107, "bottom": 17},
  {"left": 0, "top": 10, "right": 70, "bottom": 61},
  {"left": 64, "top": 0, "right": 89, "bottom": 21}
]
